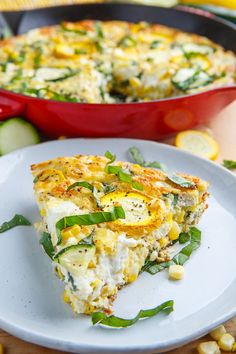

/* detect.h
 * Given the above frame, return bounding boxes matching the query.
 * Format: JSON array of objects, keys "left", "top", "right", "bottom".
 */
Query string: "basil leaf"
[
  {"left": 167, "top": 174, "right": 195, "bottom": 188},
  {"left": 129, "top": 146, "right": 145, "bottom": 165},
  {"left": 129, "top": 146, "right": 166, "bottom": 171},
  {"left": 34, "top": 47, "right": 43, "bottom": 68},
  {"left": 223, "top": 160, "right": 236, "bottom": 170},
  {"left": 106, "top": 165, "right": 143, "bottom": 191},
  {"left": 119, "top": 36, "right": 137, "bottom": 48},
  {"left": 143, "top": 227, "right": 201, "bottom": 274},
  {"left": 92, "top": 300, "right": 174, "bottom": 328},
  {"left": 150, "top": 40, "right": 160, "bottom": 49},
  {"left": 95, "top": 21, "right": 104, "bottom": 39},
  {"left": 60, "top": 23, "right": 87, "bottom": 35},
  {"left": 67, "top": 181, "right": 102, "bottom": 208},
  {"left": 33, "top": 176, "right": 39, "bottom": 183},
  {"left": 179, "top": 232, "right": 190, "bottom": 244},
  {"left": 105, "top": 150, "right": 116, "bottom": 164},
  {"left": 0, "top": 214, "right": 31, "bottom": 233},
  {"left": 67, "top": 181, "right": 94, "bottom": 192},
  {"left": 39, "top": 232, "right": 54, "bottom": 259},
  {"left": 56, "top": 206, "right": 125, "bottom": 244}
]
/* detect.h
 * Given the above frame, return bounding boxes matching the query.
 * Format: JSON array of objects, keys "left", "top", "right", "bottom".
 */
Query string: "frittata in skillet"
[
  {"left": 31, "top": 153, "right": 209, "bottom": 314},
  {"left": 0, "top": 20, "right": 235, "bottom": 103}
]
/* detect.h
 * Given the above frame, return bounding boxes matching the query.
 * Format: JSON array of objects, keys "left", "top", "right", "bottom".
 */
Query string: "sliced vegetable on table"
[{"left": 0, "top": 118, "right": 40, "bottom": 155}]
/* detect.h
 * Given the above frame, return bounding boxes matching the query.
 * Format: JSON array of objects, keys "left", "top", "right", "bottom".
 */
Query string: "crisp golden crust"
[{"left": 0, "top": 20, "right": 235, "bottom": 103}]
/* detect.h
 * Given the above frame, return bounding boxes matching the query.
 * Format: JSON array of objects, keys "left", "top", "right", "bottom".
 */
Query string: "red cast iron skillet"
[{"left": 0, "top": 3, "right": 236, "bottom": 139}]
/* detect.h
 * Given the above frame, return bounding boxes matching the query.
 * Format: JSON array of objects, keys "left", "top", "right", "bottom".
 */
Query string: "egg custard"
[
  {"left": 31, "top": 154, "right": 209, "bottom": 314},
  {"left": 0, "top": 20, "right": 235, "bottom": 103}
]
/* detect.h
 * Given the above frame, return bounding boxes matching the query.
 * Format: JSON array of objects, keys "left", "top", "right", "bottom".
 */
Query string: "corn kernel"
[
  {"left": 63, "top": 290, "right": 70, "bottom": 303},
  {"left": 197, "top": 341, "right": 221, "bottom": 354},
  {"left": 158, "top": 236, "right": 169, "bottom": 248},
  {"left": 0, "top": 344, "right": 4, "bottom": 354},
  {"left": 177, "top": 210, "right": 185, "bottom": 224},
  {"left": 40, "top": 208, "right": 46, "bottom": 217},
  {"left": 210, "top": 325, "right": 226, "bottom": 341},
  {"left": 169, "top": 264, "right": 184, "bottom": 280},
  {"left": 54, "top": 44, "right": 74, "bottom": 58},
  {"left": 149, "top": 250, "right": 158, "bottom": 261},
  {"left": 168, "top": 221, "right": 180, "bottom": 240},
  {"left": 218, "top": 333, "right": 235, "bottom": 351},
  {"left": 129, "top": 77, "right": 141, "bottom": 88}
]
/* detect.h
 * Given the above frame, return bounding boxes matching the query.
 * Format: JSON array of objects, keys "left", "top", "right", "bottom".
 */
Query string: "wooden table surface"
[{"left": 1, "top": 101, "right": 236, "bottom": 354}]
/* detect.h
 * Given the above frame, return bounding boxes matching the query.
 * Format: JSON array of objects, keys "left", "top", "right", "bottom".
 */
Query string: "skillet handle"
[{"left": 0, "top": 91, "right": 26, "bottom": 120}]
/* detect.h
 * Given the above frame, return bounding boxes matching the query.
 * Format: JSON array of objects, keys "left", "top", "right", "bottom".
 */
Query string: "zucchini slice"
[
  {"left": 0, "top": 118, "right": 40, "bottom": 155},
  {"left": 172, "top": 68, "right": 213, "bottom": 91},
  {"left": 182, "top": 43, "right": 215, "bottom": 57},
  {"left": 54, "top": 244, "right": 95, "bottom": 276},
  {"left": 35, "top": 67, "right": 78, "bottom": 82}
]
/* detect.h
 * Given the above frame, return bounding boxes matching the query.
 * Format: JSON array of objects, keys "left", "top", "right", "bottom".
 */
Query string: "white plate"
[{"left": 0, "top": 138, "right": 235, "bottom": 354}]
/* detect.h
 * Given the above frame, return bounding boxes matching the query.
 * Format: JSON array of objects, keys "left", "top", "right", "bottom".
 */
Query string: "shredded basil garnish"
[
  {"left": 150, "top": 40, "right": 160, "bottom": 49},
  {"left": 129, "top": 146, "right": 166, "bottom": 171},
  {"left": 179, "top": 232, "right": 191, "bottom": 244},
  {"left": 60, "top": 22, "right": 87, "bottom": 35},
  {"left": 67, "top": 181, "right": 94, "bottom": 192},
  {"left": 34, "top": 47, "right": 43, "bottom": 68},
  {"left": 119, "top": 35, "right": 137, "bottom": 48},
  {"left": 67, "top": 181, "right": 102, "bottom": 207},
  {"left": 92, "top": 300, "right": 174, "bottom": 328},
  {"left": 56, "top": 206, "right": 125, "bottom": 244},
  {"left": 95, "top": 21, "right": 104, "bottom": 39},
  {"left": 33, "top": 176, "right": 39, "bottom": 184},
  {"left": 0, "top": 214, "right": 31, "bottom": 233},
  {"left": 142, "top": 227, "right": 201, "bottom": 274},
  {"left": 39, "top": 232, "right": 54, "bottom": 259},
  {"left": 167, "top": 174, "right": 195, "bottom": 188},
  {"left": 106, "top": 165, "right": 143, "bottom": 191},
  {"left": 223, "top": 160, "right": 236, "bottom": 170},
  {"left": 105, "top": 150, "right": 116, "bottom": 165}
]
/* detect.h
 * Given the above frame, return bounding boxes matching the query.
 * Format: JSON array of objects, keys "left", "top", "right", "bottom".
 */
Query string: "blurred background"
[{"left": 0, "top": 0, "right": 235, "bottom": 24}]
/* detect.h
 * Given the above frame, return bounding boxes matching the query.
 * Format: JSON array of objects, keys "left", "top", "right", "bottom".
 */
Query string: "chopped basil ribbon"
[
  {"left": 0, "top": 214, "right": 31, "bottom": 233},
  {"left": 105, "top": 150, "right": 116, "bottom": 165},
  {"left": 106, "top": 165, "right": 143, "bottom": 191},
  {"left": 60, "top": 22, "right": 87, "bottom": 35},
  {"left": 223, "top": 160, "right": 236, "bottom": 170},
  {"left": 39, "top": 232, "right": 55, "bottom": 259},
  {"left": 92, "top": 300, "right": 174, "bottom": 328},
  {"left": 179, "top": 232, "right": 191, "bottom": 244},
  {"left": 119, "top": 35, "right": 137, "bottom": 48},
  {"left": 95, "top": 21, "right": 104, "bottom": 39},
  {"left": 56, "top": 206, "right": 125, "bottom": 244},
  {"left": 129, "top": 146, "right": 166, "bottom": 171},
  {"left": 67, "top": 181, "right": 93, "bottom": 192},
  {"left": 67, "top": 181, "right": 101, "bottom": 208},
  {"left": 34, "top": 47, "right": 43, "bottom": 68},
  {"left": 142, "top": 227, "right": 201, "bottom": 274},
  {"left": 33, "top": 176, "right": 39, "bottom": 183},
  {"left": 167, "top": 174, "right": 195, "bottom": 188},
  {"left": 150, "top": 40, "right": 160, "bottom": 49}
]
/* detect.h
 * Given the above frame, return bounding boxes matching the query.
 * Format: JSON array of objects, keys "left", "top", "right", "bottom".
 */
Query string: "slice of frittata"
[{"left": 31, "top": 154, "right": 209, "bottom": 314}]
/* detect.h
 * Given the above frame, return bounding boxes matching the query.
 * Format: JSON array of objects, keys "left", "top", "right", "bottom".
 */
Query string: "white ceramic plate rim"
[{"left": 0, "top": 138, "right": 235, "bottom": 354}]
